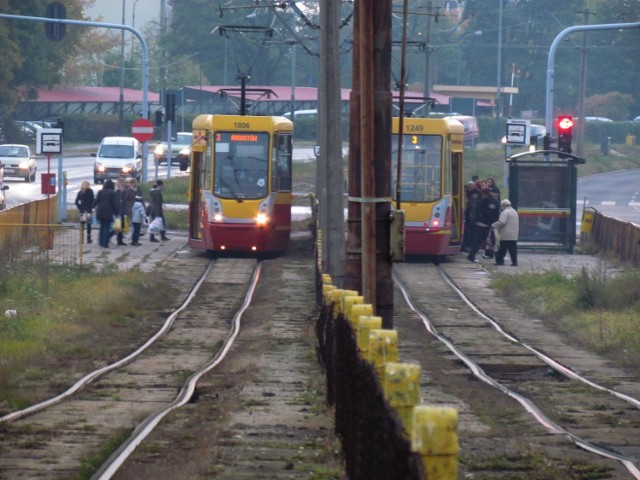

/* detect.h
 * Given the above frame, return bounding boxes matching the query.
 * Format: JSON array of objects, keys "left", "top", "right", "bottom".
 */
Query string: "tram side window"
[{"left": 272, "top": 133, "right": 292, "bottom": 192}]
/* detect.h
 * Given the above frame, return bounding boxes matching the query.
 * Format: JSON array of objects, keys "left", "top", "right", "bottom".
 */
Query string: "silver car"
[{"left": 0, "top": 144, "right": 37, "bottom": 182}]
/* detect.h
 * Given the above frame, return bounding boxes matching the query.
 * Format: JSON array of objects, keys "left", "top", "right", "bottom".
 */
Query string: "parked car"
[
  {"left": 154, "top": 132, "right": 192, "bottom": 170},
  {"left": 0, "top": 162, "right": 8, "bottom": 210},
  {"left": 0, "top": 144, "right": 37, "bottom": 182},
  {"left": 585, "top": 116, "right": 613, "bottom": 122},
  {"left": 633, "top": 116, "right": 640, "bottom": 123}
]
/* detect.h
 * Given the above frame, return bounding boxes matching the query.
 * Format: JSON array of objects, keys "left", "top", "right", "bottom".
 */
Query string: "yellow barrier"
[{"left": 412, "top": 406, "right": 459, "bottom": 479}]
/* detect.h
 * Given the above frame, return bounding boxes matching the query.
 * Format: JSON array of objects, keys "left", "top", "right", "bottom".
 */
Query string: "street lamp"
[
  {"left": 495, "top": 0, "right": 503, "bottom": 140},
  {"left": 131, "top": 0, "right": 141, "bottom": 58}
]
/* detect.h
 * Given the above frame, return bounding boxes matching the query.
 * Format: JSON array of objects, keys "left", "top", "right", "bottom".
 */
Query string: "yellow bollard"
[
  {"left": 322, "top": 284, "right": 335, "bottom": 304},
  {"left": 330, "top": 289, "right": 344, "bottom": 317},
  {"left": 321, "top": 273, "right": 333, "bottom": 285},
  {"left": 412, "top": 406, "right": 459, "bottom": 480},
  {"left": 384, "top": 362, "right": 421, "bottom": 435},
  {"left": 368, "top": 329, "right": 399, "bottom": 382},
  {"left": 343, "top": 296, "right": 364, "bottom": 319},
  {"left": 338, "top": 290, "right": 360, "bottom": 316},
  {"left": 348, "top": 303, "right": 373, "bottom": 327},
  {"left": 355, "top": 316, "right": 382, "bottom": 354}
]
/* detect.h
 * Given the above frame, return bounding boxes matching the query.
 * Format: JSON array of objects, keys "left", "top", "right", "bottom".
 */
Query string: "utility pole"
[
  {"left": 423, "top": 0, "right": 433, "bottom": 116},
  {"left": 318, "top": 0, "right": 345, "bottom": 285},
  {"left": 345, "top": 0, "right": 393, "bottom": 327},
  {"left": 576, "top": 8, "right": 595, "bottom": 158}
]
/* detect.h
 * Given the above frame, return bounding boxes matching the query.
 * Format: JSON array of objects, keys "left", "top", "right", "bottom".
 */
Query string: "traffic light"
[
  {"left": 45, "top": 2, "right": 66, "bottom": 41},
  {"left": 557, "top": 115, "right": 574, "bottom": 156},
  {"left": 154, "top": 110, "right": 164, "bottom": 126}
]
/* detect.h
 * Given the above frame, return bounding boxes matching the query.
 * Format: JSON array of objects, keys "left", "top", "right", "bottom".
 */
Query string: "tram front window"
[
  {"left": 214, "top": 132, "right": 269, "bottom": 199},
  {"left": 392, "top": 134, "right": 443, "bottom": 202}
]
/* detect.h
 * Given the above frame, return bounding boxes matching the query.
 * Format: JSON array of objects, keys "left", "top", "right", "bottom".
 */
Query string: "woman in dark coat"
[
  {"left": 93, "top": 179, "right": 119, "bottom": 248},
  {"left": 75, "top": 180, "right": 94, "bottom": 244}
]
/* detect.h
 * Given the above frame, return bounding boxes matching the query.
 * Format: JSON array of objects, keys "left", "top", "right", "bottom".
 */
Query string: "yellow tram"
[
  {"left": 391, "top": 116, "right": 465, "bottom": 256},
  {"left": 188, "top": 114, "right": 293, "bottom": 254}
]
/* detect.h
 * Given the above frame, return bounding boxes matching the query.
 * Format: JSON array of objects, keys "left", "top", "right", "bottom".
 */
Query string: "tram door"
[
  {"left": 450, "top": 150, "right": 463, "bottom": 246},
  {"left": 188, "top": 129, "right": 210, "bottom": 241}
]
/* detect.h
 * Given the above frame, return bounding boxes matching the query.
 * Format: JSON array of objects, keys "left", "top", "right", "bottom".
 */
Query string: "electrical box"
[
  {"left": 389, "top": 209, "right": 405, "bottom": 262},
  {"left": 41, "top": 173, "right": 56, "bottom": 194}
]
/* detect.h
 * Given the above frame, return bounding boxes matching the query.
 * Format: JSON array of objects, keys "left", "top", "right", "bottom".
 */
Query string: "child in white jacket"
[{"left": 130, "top": 196, "right": 148, "bottom": 246}]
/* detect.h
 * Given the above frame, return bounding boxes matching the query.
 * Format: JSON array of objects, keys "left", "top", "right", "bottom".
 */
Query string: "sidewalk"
[{"left": 78, "top": 229, "right": 188, "bottom": 273}]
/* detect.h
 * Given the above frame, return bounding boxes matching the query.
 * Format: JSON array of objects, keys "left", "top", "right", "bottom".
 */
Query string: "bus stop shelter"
[{"left": 507, "top": 151, "right": 585, "bottom": 252}]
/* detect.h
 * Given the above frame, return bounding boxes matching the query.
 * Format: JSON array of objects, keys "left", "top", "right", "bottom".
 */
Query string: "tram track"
[
  {"left": 0, "top": 254, "right": 261, "bottom": 479},
  {"left": 394, "top": 259, "right": 640, "bottom": 478}
]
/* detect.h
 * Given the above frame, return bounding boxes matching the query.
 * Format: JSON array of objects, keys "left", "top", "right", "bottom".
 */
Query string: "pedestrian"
[
  {"left": 485, "top": 177, "right": 501, "bottom": 202},
  {"left": 130, "top": 195, "right": 147, "bottom": 246},
  {"left": 93, "top": 179, "right": 118, "bottom": 248},
  {"left": 149, "top": 179, "right": 168, "bottom": 242},
  {"left": 114, "top": 177, "right": 128, "bottom": 246},
  {"left": 492, "top": 199, "right": 520, "bottom": 266},
  {"left": 75, "top": 180, "right": 94, "bottom": 244},
  {"left": 467, "top": 188, "right": 500, "bottom": 262},
  {"left": 463, "top": 182, "right": 481, "bottom": 253}
]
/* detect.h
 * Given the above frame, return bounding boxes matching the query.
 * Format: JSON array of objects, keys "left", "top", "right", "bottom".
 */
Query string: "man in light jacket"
[{"left": 491, "top": 198, "right": 519, "bottom": 266}]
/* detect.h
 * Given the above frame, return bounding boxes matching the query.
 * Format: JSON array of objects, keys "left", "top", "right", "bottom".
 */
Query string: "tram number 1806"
[{"left": 233, "top": 122, "right": 251, "bottom": 129}]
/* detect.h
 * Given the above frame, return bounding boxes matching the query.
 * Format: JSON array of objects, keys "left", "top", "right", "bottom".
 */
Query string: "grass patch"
[
  {"left": 491, "top": 266, "right": 640, "bottom": 370},
  {"left": 0, "top": 261, "right": 169, "bottom": 410},
  {"left": 75, "top": 428, "right": 134, "bottom": 480}
]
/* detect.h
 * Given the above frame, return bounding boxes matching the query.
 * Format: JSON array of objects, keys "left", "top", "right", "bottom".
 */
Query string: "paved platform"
[{"left": 78, "top": 229, "right": 190, "bottom": 272}]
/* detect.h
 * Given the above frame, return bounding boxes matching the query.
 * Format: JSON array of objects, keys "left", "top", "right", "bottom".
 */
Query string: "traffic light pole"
[
  {"left": 545, "top": 21, "right": 640, "bottom": 135},
  {"left": 0, "top": 13, "right": 152, "bottom": 182}
]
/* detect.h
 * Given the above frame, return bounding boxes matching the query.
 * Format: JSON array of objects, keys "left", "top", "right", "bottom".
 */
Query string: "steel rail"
[
  {"left": 92, "top": 261, "right": 263, "bottom": 479},
  {"left": 394, "top": 268, "right": 640, "bottom": 479},
  {"left": 0, "top": 260, "right": 216, "bottom": 424}
]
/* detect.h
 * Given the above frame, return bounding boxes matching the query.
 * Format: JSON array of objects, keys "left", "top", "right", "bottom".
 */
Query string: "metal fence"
[
  {"left": 0, "top": 197, "right": 83, "bottom": 265},
  {"left": 587, "top": 209, "right": 640, "bottom": 267}
]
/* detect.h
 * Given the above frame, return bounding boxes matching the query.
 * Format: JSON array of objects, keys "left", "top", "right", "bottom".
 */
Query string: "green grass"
[
  {"left": 0, "top": 262, "right": 168, "bottom": 408},
  {"left": 491, "top": 266, "right": 640, "bottom": 369}
]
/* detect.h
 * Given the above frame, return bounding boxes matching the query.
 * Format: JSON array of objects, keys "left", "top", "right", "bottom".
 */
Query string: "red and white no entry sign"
[{"left": 131, "top": 118, "right": 155, "bottom": 142}]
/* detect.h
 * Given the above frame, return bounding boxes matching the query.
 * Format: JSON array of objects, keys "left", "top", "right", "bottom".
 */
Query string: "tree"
[{"left": 0, "top": 0, "right": 88, "bottom": 117}]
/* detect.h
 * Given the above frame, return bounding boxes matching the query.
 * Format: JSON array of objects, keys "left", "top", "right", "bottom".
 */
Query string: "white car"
[
  {"left": 0, "top": 144, "right": 37, "bottom": 182},
  {"left": 585, "top": 116, "right": 613, "bottom": 122}
]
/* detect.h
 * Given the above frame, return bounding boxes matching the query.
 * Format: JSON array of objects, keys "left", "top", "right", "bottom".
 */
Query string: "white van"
[{"left": 93, "top": 136, "right": 142, "bottom": 184}]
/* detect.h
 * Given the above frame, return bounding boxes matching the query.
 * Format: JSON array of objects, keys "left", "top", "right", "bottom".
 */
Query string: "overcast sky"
[{"left": 85, "top": 0, "right": 162, "bottom": 29}]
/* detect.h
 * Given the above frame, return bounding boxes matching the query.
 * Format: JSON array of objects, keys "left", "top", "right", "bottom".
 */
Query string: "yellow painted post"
[
  {"left": 338, "top": 290, "right": 359, "bottom": 316},
  {"left": 348, "top": 303, "right": 373, "bottom": 327},
  {"left": 384, "top": 362, "right": 421, "bottom": 435},
  {"left": 321, "top": 273, "right": 333, "bottom": 285},
  {"left": 412, "top": 406, "right": 458, "bottom": 480},
  {"left": 343, "top": 295, "right": 364, "bottom": 319},
  {"left": 367, "top": 329, "right": 399, "bottom": 382},
  {"left": 355, "top": 315, "right": 382, "bottom": 354},
  {"left": 330, "top": 289, "right": 344, "bottom": 318}
]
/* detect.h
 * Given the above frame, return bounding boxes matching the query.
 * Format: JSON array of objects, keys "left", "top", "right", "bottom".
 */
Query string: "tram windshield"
[
  {"left": 213, "top": 131, "right": 270, "bottom": 199},
  {"left": 391, "top": 134, "right": 443, "bottom": 202}
]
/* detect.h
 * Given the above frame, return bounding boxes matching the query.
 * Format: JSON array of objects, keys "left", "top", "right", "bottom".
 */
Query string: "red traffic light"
[{"left": 557, "top": 115, "right": 574, "bottom": 133}]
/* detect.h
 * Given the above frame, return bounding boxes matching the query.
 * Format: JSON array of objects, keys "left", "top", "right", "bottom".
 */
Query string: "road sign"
[
  {"left": 505, "top": 119, "right": 531, "bottom": 145},
  {"left": 37, "top": 128, "right": 63, "bottom": 155},
  {"left": 131, "top": 118, "right": 155, "bottom": 142}
]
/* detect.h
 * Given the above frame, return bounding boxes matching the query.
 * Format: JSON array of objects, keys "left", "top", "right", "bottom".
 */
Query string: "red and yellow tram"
[
  {"left": 188, "top": 114, "right": 293, "bottom": 254},
  {"left": 392, "top": 117, "right": 465, "bottom": 256}
]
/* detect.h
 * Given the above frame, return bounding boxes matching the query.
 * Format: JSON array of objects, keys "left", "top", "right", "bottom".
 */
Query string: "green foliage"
[
  {"left": 0, "top": 0, "right": 86, "bottom": 115},
  {"left": 585, "top": 92, "right": 635, "bottom": 121},
  {"left": 491, "top": 267, "right": 640, "bottom": 368}
]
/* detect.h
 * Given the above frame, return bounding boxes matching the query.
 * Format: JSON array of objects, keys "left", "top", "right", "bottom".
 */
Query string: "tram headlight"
[
  {"left": 213, "top": 213, "right": 223, "bottom": 222},
  {"left": 256, "top": 212, "right": 269, "bottom": 225}
]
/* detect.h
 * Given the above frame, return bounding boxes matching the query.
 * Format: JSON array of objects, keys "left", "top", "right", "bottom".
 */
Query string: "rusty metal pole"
[{"left": 346, "top": 0, "right": 393, "bottom": 326}]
